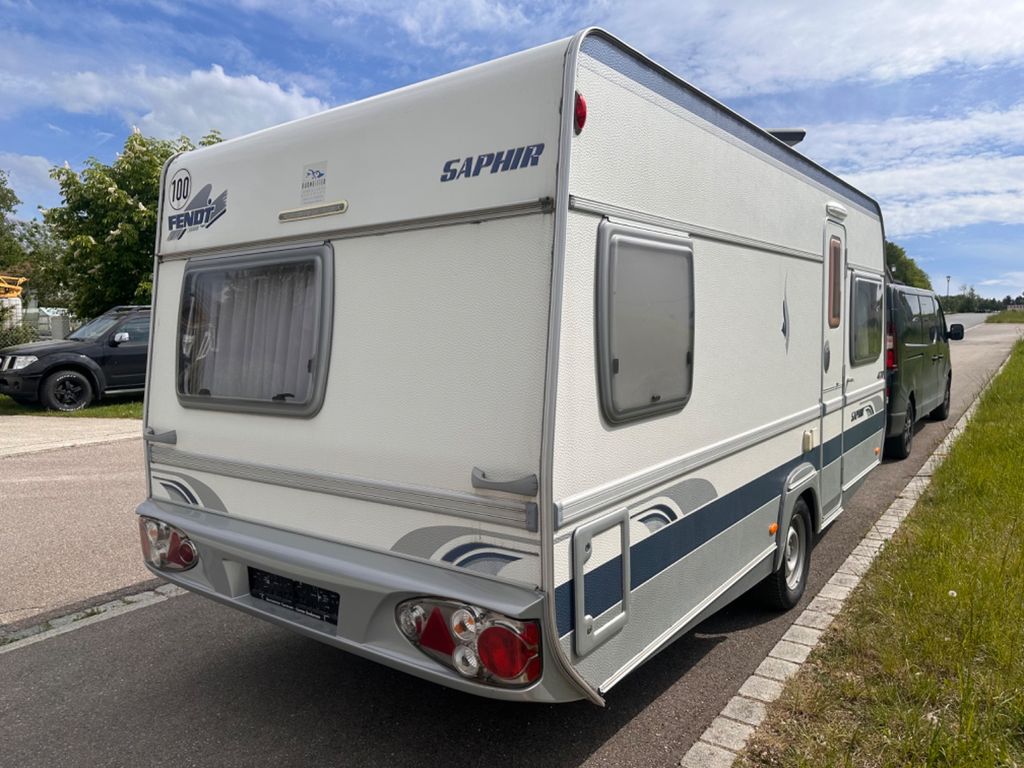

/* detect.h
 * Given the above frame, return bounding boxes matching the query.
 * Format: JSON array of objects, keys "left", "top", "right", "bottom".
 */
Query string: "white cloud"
[
  {"left": 600, "top": 0, "right": 1024, "bottom": 97},
  {"left": 50, "top": 65, "right": 328, "bottom": 140},
  {"left": 793, "top": 104, "right": 1024, "bottom": 237},
  {"left": 0, "top": 152, "right": 59, "bottom": 217},
  {"left": 801, "top": 104, "right": 1024, "bottom": 173}
]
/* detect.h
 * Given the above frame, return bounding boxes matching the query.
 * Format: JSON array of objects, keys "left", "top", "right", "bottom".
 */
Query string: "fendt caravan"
[{"left": 138, "top": 29, "right": 886, "bottom": 704}]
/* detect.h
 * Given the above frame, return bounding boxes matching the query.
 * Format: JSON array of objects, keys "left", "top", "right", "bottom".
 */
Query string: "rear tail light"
[
  {"left": 885, "top": 322, "right": 897, "bottom": 370},
  {"left": 396, "top": 598, "right": 542, "bottom": 687},
  {"left": 139, "top": 516, "right": 198, "bottom": 571},
  {"left": 574, "top": 91, "right": 587, "bottom": 134}
]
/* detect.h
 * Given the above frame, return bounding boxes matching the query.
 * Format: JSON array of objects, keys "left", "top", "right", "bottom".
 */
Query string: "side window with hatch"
[{"left": 117, "top": 316, "right": 151, "bottom": 346}]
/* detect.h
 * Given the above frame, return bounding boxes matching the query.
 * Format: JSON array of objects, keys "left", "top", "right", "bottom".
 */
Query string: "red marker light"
[{"left": 574, "top": 91, "right": 587, "bottom": 134}]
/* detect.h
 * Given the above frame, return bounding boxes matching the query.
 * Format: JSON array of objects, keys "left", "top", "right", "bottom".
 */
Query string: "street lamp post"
[{"left": 946, "top": 275, "right": 951, "bottom": 298}]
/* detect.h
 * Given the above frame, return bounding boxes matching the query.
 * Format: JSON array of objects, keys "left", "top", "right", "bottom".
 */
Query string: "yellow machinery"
[{"left": 0, "top": 275, "right": 27, "bottom": 298}]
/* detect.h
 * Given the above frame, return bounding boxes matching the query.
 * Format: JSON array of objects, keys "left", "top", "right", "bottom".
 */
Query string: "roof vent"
[{"left": 768, "top": 129, "right": 806, "bottom": 147}]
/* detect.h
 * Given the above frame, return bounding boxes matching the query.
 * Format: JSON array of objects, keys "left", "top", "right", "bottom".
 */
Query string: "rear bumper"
[{"left": 135, "top": 499, "right": 582, "bottom": 702}]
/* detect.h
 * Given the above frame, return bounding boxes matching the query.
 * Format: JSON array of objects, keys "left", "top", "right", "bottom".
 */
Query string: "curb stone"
[
  {"left": 0, "top": 584, "right": 187, "bottom": 653},
  {"left": 679, "top": 352, "right": 1010, "bottom": 767}
]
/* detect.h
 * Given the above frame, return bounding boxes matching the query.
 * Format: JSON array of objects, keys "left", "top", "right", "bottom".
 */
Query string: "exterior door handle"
[
  {"left": 471, "top": 467, "right": 538, "bottom": 497},
  {"left": 144, "top": 428, "right": 177, "bottom": 445}
]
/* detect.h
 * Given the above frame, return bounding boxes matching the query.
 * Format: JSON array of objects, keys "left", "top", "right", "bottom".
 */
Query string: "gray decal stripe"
[
  {"left": 554, "top": 411, "right": 886, "bottom": 636},
  {"left": 149, "top": 445, "right": 536, "bottom": 529},
  {"left": 579, "top": 33, "right": 881, "bottom": 219},
  {"left": 555, "top": 451, "right": 807, "bottom": 636},
  {"left": 557, "top": 404, "right": 820, "bottom": 526}
]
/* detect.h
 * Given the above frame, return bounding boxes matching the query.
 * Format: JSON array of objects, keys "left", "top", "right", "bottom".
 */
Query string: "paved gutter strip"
[
  {"left": 680, "top": 355, "right": 1008, "bottom": 768},
  {"left": 0, "top": 584, "right": 187, "bottom": 655}
]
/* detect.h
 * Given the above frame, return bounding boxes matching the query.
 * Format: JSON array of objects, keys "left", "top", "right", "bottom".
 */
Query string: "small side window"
[
  {"left": 597, "top": 220, "right": 694, "bottom": 424},
  {"left": 177, "top": 244, "right": 333, "bottom": 416},
  {"left": 827, "top": 236, "right": 842, "bottom": 329},
  {"left": 850, "top": 277, "right": 883, "bottom": 366}
]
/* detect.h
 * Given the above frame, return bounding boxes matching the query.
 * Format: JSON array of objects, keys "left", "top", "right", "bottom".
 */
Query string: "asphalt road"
[
  {"left": 0, "top": 438, "right": 151, "bottom": 625},
  {"left": 1, "top": 319, "right": 1020, "bottom": 768}
]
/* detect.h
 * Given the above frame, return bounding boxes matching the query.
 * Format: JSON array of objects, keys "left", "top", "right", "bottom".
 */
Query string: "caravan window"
[
  {"left": 850, "top": 277, "right": 883, "bottom": 366},
  {"left": 827, "top": 237, "right": 842, "bottom": 328},
  {"left": 177, "top": 245, "right": 333, "bottom": 416},
  {"left": 597, "top": 221, "right": 694, "bottom": 424}
]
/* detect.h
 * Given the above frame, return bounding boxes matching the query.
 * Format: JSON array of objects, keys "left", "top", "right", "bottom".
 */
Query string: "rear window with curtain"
[{"left": 177, "top": 245, "right": 332, "bottom": 416}]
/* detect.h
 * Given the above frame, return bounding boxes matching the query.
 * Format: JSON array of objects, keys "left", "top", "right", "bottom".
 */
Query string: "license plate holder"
[{"left": 247, "top": 566, "right": 340, "bottom": 625}]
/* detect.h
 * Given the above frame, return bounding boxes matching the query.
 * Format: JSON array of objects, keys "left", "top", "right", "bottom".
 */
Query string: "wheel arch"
[
  {"left": 41, "top": 358, "right": 106, "bottom": 401},
  {"left": 774, "top": 463, "right": 820, "bottom": 571}
]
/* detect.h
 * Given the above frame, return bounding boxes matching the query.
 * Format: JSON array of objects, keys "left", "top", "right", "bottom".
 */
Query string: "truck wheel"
[
  {"left": 41, "top": 370, "right": 94, "bottom": 412},
  {"left": 929, "top": 376, "right": 951, "bottom": 420},
  {"left": 885, "top": 402, "right": 914, "bottom": 460},
  {"left": 760, "top": 498, "right": 812, "bottom": 610}
]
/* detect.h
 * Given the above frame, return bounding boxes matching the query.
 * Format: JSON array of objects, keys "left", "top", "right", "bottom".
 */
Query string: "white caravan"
[{"left": 138, "top": 29, "right": 886, "bottom": 704}]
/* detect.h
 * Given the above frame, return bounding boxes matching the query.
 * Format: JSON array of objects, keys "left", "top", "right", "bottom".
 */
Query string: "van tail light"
[
  {"left": 139, "top": 516, "right": 198, "bottom": 571},
  {"left": 885, "top": 322, "right": 897, "bottom": 370},
  {"left": 396, "top": 598, "right": 542, "bottom": 687}
]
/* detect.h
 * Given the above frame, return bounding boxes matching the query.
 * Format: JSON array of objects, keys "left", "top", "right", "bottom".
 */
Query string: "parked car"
[
  {"left": 883, "top": 285, "right": 963, "bottom": 459},
  {"left": 0, "top": 305, "right": 150, "bottom": 411}
]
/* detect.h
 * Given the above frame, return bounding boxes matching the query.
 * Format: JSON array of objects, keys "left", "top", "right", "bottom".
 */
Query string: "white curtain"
[{"left": 181, "top": 260, "right": 318, "bottom": 403}]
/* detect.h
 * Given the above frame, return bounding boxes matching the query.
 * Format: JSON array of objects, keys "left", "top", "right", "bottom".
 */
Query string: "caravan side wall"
[{"left": 550, "top": 33, "right": 885, "bottom": 692}]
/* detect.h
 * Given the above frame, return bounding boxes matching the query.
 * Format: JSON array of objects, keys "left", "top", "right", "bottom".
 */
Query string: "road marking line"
[
  {"left": 679, "top": 348, "right": 1014, "bottom": 767},
  {"left": 0, "top": 584, "right": 186, "bottom": 655}
]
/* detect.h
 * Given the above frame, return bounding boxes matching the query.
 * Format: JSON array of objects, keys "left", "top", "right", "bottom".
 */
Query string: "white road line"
[{"left": 0, "top": 584, "right": 186, "bottom": 655}]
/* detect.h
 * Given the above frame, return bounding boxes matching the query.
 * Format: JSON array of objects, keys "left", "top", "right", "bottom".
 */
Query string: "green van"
[{"left": 884, "top": 284, "right": 964, "bottom": 459}]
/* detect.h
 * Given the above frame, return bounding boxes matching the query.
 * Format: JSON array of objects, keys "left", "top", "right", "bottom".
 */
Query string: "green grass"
[
  {"left": 0, "top": 393, "right": 143, "bottom": 418},
  {"left": 986, "top": 310, "right": 1024, "bottom": 323},
  {"left": 741, "top": 340, "right": 1024, "bottom": 768}
]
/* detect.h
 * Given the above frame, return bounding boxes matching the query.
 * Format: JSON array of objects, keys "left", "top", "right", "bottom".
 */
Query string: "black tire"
[
  {"left": 40, "top": 370, "right": 94, "bottom": 412},
  {"left": 760, "top": 498, "right": 812, "bottom": 610},
  {"left": 929, "top": 376, "right": 951, "bottom": 420},
  {"left": 884, "top": 400, "right": 914, "bottom": 460}
]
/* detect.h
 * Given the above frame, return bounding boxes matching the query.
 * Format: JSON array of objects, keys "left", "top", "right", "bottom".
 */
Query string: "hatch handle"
[
  {"left": 471, "top": 467, "right": 539, "bottom": 497},
  {"left": 144, "top": 428, "right": 177, "bottom": 445},
  {"left": 572, "top": 508, "right": 631, "bottom": 657}
]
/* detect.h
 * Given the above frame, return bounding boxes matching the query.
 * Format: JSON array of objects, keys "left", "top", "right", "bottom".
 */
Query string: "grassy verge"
[
  {"left": 0, "top": 393, "right": 143, "bottom": 419},
  {"left": 986, "top": 310, "right": 1024, "bottom": 323},
  {"left": 741, "top": 340, "right": 1024, "bottom": 768}
]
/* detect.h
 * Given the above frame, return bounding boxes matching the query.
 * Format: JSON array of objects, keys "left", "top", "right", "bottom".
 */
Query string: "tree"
[
  {"left": 885, "top": 241, "right": 932, "bottom": 290},
  {"left": 45, "top": 129, "right": 221, "bottom": 317},
  {"left": 15, "top": 219, "right": 70, "bottom": 306},
  {"left": 0, "top": 169, "right": 25, "bottom": 270}
]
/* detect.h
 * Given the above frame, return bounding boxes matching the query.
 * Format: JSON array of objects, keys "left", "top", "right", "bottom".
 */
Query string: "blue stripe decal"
[
  {"left": 553, "top": 411, "right": 885, "bottom": 637},
  {"left": 578, "top": 34, "right": 881, "bottom": 218}
]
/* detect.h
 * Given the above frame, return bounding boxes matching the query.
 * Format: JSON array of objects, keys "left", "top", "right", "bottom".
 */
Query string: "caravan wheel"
[{"left": 760, "top": 499, "right": 811, "bottom": 610}]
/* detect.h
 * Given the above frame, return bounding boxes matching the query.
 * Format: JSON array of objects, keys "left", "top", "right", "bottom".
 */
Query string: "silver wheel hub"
[{"left": 784, "top": 515, "right": 806, "bottom": 591}]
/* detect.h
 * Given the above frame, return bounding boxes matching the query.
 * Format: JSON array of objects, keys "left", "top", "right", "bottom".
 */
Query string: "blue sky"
[{"left": 2, "top": 0, "right": 1023, "bottom": 298}]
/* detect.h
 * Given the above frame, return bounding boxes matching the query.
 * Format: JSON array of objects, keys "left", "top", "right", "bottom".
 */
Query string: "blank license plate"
[{"left": 247, "top": 567, "right": 340, "bottom": 625}]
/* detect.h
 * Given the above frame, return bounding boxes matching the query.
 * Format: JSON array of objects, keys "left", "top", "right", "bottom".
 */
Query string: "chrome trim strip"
[
  {"left": 556, "top": 404, "right": 820, "bottom": 526},
  {"left": 844, "top": 381, "right": 885, "bottom": 405},
  {"left": 569, "top": 195, "right": 822, "bottom": 263},
  {"left": 158, "top": 198, "right": 554, "bottom": 261},
  {"left": 148, "top": 445, "right": 536, "bottom": 529},
  {"left": 278, "top": 200, "right": 348, "bottom": 222}
]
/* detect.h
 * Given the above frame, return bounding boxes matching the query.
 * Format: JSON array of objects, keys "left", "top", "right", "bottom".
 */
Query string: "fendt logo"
[
  {"left": 439, "top": 143, "right": 544, "bottom": 182},
  {"left": 166, "top": 170, "right": 228, "bottom": 241}
]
